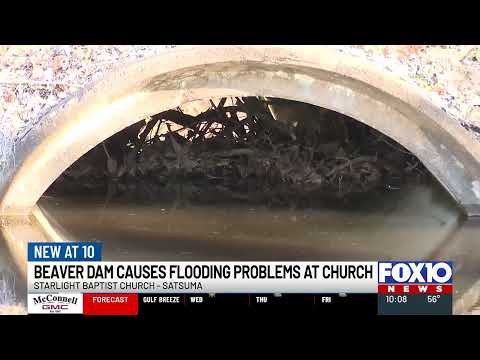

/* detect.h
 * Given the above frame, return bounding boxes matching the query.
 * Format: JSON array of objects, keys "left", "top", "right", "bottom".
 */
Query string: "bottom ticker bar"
[
  {"left": 138, "top": 293, "right": 378, "bottom": 315},
  {"left": 25, "top": 293, "right": 453, "bottom": 315}
]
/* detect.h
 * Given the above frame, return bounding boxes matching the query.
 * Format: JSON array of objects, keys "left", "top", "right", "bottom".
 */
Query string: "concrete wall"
[{"left": 0, "top": 45, "right": 479, "bottom": 216}]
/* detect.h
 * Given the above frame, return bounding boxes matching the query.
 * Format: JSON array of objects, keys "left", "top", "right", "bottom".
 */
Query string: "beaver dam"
[{"left": 46, "top": 97, "right": 432, "bottom": 208}]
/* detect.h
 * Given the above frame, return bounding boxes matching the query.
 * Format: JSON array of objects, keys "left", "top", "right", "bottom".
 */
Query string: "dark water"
[
  {"left": 37, "top": 183, "right": 462, "bottom": 261},
  {"left": 2, "top": 181, "right": 480, "bottom": 314}
]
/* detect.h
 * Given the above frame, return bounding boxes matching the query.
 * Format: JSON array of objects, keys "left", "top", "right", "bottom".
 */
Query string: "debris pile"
[{"left": 47, "top": 97, "right": 431, "bottom": 207}]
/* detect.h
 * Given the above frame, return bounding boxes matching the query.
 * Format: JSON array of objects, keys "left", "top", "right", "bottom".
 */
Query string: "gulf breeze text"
[{"left": 31, "top": 263, "right": 375, "bottom": 292}]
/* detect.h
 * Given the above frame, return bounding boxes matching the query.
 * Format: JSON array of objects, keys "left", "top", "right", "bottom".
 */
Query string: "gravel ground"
[
  {"left": 334, "top": 45, "right": 480, "bottom": 138},
  {"left": 0, "top": 45, "right": 479, "bottom": 164},
  {"left": 0, "top": 45, "right": 177, "bottom": 141}
]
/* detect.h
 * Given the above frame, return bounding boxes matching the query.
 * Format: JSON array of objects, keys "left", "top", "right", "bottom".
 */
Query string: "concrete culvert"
[{"left": 0, "top": 46, "right": 479, "bottom": 216}]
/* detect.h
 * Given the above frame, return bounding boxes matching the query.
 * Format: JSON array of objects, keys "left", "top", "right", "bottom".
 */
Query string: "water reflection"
[{"left": 36, "top": 184, "right": 462, "bottom": 261}]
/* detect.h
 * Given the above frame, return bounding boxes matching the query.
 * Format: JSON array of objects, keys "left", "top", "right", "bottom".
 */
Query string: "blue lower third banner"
[
  {"left": 28, "top": 242, "right": 102, "bottom": 262},
  {"left": 26, "top": 247, "right": 454, "bottom": 315}
]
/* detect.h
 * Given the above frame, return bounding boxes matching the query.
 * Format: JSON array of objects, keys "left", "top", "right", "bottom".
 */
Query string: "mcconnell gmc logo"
[{"left": 28, "top": 294, "right": 83, "bottom": 314}]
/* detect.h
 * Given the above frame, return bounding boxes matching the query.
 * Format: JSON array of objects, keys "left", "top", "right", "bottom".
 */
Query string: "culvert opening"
[
  {"left": 46, "top": 97, "right": 437, "bottom": 208},
  {"left": 37, "top": 97, "right": 461, "bottom": 261}
]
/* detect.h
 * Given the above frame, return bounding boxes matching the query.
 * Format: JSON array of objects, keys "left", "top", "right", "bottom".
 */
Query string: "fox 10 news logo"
[{"left": 378, "top": 261, "right": 453, "bottom": 295}]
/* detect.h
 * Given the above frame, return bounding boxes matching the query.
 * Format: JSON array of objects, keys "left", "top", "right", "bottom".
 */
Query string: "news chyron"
[{"left": 27, "top": 242, "right": 453, "bottom": 315}]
